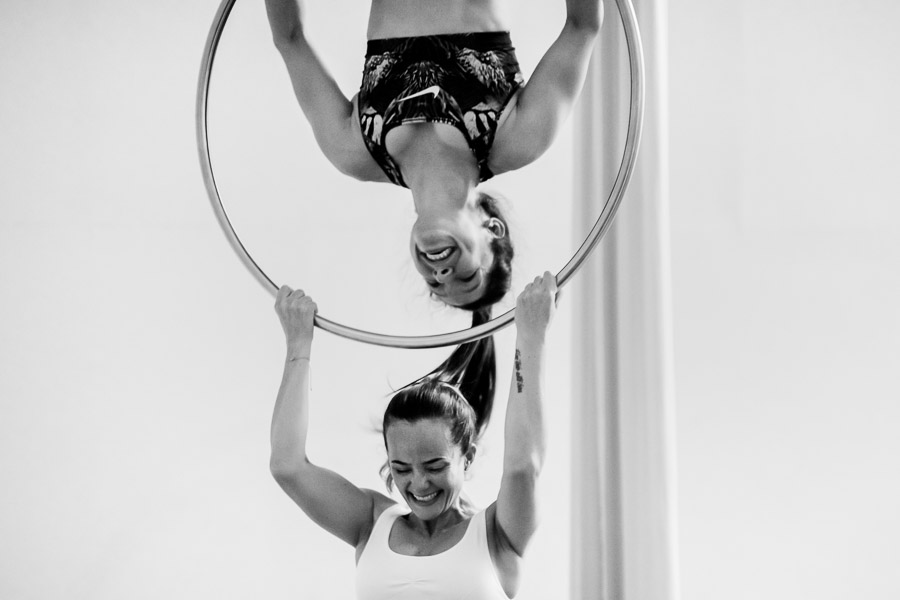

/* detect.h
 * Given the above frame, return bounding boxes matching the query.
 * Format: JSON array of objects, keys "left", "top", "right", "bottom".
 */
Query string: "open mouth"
[
  {"left": 410, "top": 490, "right": 441, "bottom": 504},
  {"left": 421, "top": 247, "right": 455, "bottom": 263}
]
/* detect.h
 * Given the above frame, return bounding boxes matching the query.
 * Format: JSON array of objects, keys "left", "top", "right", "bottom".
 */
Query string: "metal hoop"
[{"left": 196, "top": 0, "right": 644, "bottom": 349}]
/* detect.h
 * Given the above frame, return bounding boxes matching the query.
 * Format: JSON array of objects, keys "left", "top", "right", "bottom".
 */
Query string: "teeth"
[
  {"left": 412, "top": 491, "right": 438, "bottom": 502},
  {"left": 425, "top": 248, "right": 452, "bottom": 261}
]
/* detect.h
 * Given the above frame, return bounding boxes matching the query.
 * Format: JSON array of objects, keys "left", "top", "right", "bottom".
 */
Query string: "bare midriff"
[{"left": 367, "top": 0, "right": 507, "bottom": 40}]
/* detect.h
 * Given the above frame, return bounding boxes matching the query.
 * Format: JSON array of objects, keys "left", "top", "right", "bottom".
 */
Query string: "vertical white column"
[{"left": 570, "top": 1, "right": 679, "bottom": 599}]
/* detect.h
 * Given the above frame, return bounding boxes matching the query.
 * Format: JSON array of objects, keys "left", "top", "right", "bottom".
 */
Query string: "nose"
[
  {"left": 433, "top": 266, "right": 454, "bottom": 283},
  {"left": 412, "top": 472, "right": 430, "bottom": 492}
]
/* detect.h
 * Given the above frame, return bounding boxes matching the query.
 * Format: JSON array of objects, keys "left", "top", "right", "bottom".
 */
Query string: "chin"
[
  {"left": 444, "top": 294, "right": 481, "bottom": 310},
  {"left": 439, "top": 298, "right": 464, "bottom": 309}
]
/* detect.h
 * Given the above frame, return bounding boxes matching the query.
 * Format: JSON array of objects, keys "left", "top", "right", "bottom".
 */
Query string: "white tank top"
[{"left": 355, "top": 504, "right": 510, "bottom": 600}]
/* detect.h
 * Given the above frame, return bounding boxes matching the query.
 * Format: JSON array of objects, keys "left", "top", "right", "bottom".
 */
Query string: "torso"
[
  {"left": 356, "top": 496, "right": 521, "bottom": 598},
  {"left": 367, "top": 0, "right": 507, "bottom": 39},
  {"left": 353, "top": 20, "right": 524, "bottom": 186},
  {"left": 383, "top": 123, "right": 483, "bottom": 187}
]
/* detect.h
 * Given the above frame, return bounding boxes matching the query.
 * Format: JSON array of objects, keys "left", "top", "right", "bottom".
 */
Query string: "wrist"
[
  {"left": 286, "top": 341, "right": 312, "bottom": 362},
  {"left": 516, "top": 332, "right": 547, "bottom": 351}
]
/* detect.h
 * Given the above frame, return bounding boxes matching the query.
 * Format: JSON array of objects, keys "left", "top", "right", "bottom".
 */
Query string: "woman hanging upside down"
[
  {"left": 265, "top": 0, "right": 602, "bottom": 314},
  {"left": 270, "top": 272, "right": 558, "bottom": 599}
]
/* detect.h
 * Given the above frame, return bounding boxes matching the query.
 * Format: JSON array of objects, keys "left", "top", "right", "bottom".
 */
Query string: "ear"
[
  {"left": 464, "top": 444, "right": 477, "bottom": 469},
  {"left": 484, "top": 217, "right": 506, "bottom": 240}
]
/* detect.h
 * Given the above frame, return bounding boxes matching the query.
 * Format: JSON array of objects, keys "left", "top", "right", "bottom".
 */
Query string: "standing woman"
[
  {"left": 264, "top": 0, "right": 601, "bottom": 310},
  {"left": 270, "top": 272, "right": 557, "bottom": 598}
]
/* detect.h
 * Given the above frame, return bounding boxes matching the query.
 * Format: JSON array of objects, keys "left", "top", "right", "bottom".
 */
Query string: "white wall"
[
  {"left": 669, "top": 1, "right": 900, "bottom": 599},
  {"left": 0, "top": 1, "right": 575, "bottom": 599}
]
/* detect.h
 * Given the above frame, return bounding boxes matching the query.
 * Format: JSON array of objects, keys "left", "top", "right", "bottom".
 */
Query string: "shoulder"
[
  {"left": 321, "top": 95, "right": 393, "bottom": 183},
  {"left": 488, "top": 92, "right": 544, "bottom": 175},
  {"left": 361, "top": 488, "right": 402, "bottom": 523},
  {"left": 355, "top": 490, "right": 404, "bottom": 561},
  {"left": 355, "top": 489, "right": 403, "bottom": 556}
]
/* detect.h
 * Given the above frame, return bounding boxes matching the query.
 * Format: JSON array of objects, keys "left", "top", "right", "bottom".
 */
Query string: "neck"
[
  {"left": 407, "top": 160, "right": 478, "bottom": 220},
  {"left": 414, "top": 508, "right": 464, "bottom": 537},
  {"left": 408, "top": 490, "right": 477, "bottom": 536},
  {"left": 409, "top": 498, "right": 475, "bottom": 537}
]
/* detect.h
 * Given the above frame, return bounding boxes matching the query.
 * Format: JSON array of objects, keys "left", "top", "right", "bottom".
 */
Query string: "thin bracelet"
[{"left": 288, "top": 356, "right": 311, "bottom": 363}]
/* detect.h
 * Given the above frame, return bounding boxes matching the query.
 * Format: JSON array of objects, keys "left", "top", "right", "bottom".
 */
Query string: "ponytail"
[
  {"left": 419, "top": 306, "right": 496, "bottom": 436},
  {"left": 380, "top": 306, "right": 498, "bottom": 490}
]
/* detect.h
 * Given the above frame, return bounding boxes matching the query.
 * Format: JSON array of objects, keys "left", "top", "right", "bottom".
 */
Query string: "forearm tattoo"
[{"left": 515, "top": 349, "right": 524, "bottom": 393}]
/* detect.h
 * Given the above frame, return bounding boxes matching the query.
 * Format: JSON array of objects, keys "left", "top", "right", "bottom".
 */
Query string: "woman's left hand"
[{"left": 515, "top": 271, "right": 558, "bottom": 344}]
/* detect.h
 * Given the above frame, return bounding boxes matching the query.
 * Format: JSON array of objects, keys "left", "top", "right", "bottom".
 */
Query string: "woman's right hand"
[{"left": 275, "top": 285, "right": 317, "bottom": 358}]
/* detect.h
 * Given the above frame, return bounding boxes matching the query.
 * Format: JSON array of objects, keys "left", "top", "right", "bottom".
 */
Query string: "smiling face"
[
  {"left": 410, "top": 207, "right": 506, "bottom": 308},
  {"left": 385, "top": 418, "right": 474, "bottom": 521}
]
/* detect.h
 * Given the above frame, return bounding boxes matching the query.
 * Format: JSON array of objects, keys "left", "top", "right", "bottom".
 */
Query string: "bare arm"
[
  {"left": 494, "top": 273, "right": 557, "bottom": 556},
  {"left": 270, "top": 286, "right": 381, "bottom": 547},
  {"left": 264, "top": 0, "right": 385, "bottom": 181},
  {"left": 490, "top": 0, "right": 603, "bottom": 173}
]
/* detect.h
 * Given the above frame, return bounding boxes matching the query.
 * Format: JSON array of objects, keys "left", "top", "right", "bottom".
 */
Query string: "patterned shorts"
[{"left": 358, "top": 32, "right": 524, "bottom": 188}]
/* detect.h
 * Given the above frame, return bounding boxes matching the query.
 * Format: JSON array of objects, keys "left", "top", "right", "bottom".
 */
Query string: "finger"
[
  {"left": 543, "top": 271, "right": 558, "bottom": 293},
  {"left": 276, "top": 285, "right": 293, "bottom": 307}
]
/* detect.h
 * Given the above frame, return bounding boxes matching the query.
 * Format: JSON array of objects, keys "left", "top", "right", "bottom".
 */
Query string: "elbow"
[
  {"left": 506, "top": 451, "right": 545, "bottom": 480},
  {"left": 566, "top": 8, "right": 603, "bottom": 38},
  {"left": 568, "top": 18, "right": 602, "bottom": 39},
  {"left": 269, "top": 454, "right": 308, "bottom": 482},
  {"left": 271, "top": 25, "right": 304, "bottom": 53}
]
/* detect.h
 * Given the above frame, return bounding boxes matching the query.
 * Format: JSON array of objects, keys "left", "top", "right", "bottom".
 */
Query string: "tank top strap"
[
  {"left": 464, "top": 508, "right": 491, "bottom": 557},
  {"left": 369, "top": 503, "right": 409, "bottom": 548}
]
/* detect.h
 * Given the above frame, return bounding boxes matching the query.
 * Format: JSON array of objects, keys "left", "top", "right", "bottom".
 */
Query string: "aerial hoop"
[{"left": 196, "top": 0, "right": 645, "bottom": 349}]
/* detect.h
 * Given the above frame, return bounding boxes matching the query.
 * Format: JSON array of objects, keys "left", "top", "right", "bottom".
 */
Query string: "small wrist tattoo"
[{"left": 514, "top": 349, "right": 525, "bottom": 393}]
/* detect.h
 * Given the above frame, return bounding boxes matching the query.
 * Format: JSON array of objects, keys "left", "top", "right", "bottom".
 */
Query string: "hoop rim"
[{"left": 195, "top": 0, "right": 645, "bottom": 349}]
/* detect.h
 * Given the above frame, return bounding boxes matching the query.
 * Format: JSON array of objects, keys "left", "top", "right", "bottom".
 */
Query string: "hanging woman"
[{"left": 264, "top": 0, "right": 602, "bottom": 312}]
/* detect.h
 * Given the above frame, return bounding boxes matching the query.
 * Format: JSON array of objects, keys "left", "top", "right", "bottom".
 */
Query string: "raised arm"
[
  {"left": 489, "top": 0, "right": 603, "bottom": 173},
  {"left": 264, "top": 0, "right": 384, "bottom": 180},
  {"left": 494, "top": 272, "right": 558, "bottom": 556},
  {"left": 270, "top": 286, "right": 379, "bottom": 547}
]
